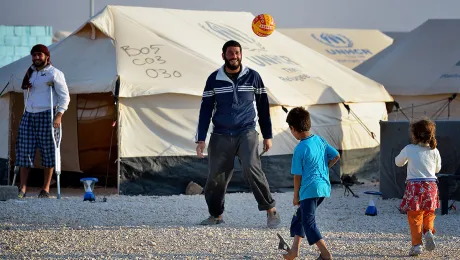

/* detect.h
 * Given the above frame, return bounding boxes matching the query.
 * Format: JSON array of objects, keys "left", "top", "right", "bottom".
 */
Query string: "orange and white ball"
[{"left": 251, "top": 14, "right": 276, "bottom": 37}]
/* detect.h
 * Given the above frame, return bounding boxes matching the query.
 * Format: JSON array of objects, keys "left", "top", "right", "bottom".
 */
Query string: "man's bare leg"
[
  {"left": 267, "top": 207, "right": 277, "bottom": 214},
  {"left": 42, "top": 167, "right": 54, "bottom": 192},
  {"left": 19, "top": 167, "right": 30, "bottom": 193},
  {"left": 283, "top": 235, "right": 302, "bottom": 260},
  {"left": 316, "top": 239, "right": 332, "bottom": 259}
]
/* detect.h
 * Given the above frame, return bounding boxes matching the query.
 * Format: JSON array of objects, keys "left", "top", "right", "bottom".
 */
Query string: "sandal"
[
  {"left": 277, "top": 233, "right": 291, "bottom": 252},
  {"left": 38, "top": 190, "right": 50, "bottom": 198},
  {"left": 17, "top": 189, "right": 26, "bottom": 199}
]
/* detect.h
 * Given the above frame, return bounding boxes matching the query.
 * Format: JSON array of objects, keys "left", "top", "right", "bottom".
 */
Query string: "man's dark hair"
[
  {"left": 222, "top": 40, "right": 242, "bottom": 54},
  {"left": 286, "top": 107, "right": 311, "bottom": 132}
]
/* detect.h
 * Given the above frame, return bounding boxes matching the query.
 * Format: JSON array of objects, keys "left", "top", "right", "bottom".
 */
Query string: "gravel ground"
[{"left": 1, "top": 183, "right": 459, "bottom": 259}]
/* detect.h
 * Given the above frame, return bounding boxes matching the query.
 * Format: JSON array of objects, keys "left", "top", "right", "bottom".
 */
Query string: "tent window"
[{"left": 77, "top": 98, "right": 113, "bottom": 121}]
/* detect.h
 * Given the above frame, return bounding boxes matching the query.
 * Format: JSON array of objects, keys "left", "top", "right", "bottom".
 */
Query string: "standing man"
[
  {"left": 16, "top": 44, "right": 70, "bottom": 198},
  {"left": 196, "top": 40, "right": 280, "bottom": 228}
]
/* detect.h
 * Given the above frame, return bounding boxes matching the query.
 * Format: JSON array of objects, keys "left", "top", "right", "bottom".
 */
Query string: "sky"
[{"left": 1, "top": 0, "right": 460, "bottom": 33}]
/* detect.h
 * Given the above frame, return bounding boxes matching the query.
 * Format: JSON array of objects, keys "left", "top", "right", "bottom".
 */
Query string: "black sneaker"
[
  {"left": 18, "top": 189, "right": 26, "bottom": 199},
  {"left": 38, "top": 190, "right": 50, "bottom": 198}
]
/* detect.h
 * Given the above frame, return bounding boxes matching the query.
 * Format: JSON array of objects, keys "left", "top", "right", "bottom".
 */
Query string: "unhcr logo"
[
  {"left": 312, "top": 32, "right": 372, "bottom": 56},
  {"left": 199, "top": 21, "right": 266, "bottom": 52},
  {"left": 311, "top": 33, "right": 353, "bottom": 48}
]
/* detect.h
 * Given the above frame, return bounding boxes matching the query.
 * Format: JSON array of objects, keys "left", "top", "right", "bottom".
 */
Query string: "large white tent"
[
  {"left": 355, "top": 19, "right": 460, "bottom": 121},
  {"left": 0, "top": 6, "right": 392, "bottom": 194},
  {"left": 278, "top": 28, "right": 393, "bottom": 69}
]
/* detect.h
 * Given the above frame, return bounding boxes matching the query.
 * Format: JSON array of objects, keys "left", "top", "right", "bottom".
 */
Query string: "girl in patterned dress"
[{"left": 395, "top": 119, "right": 441, "bottom": 256}]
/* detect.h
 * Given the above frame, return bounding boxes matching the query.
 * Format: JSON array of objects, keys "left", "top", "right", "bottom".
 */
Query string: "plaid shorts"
[{"left": 15, "top": 110, "right": 60, "bottom": 168}]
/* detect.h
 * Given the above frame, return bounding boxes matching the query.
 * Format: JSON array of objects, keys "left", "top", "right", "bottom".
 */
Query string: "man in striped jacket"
[{"left": 195, "top": 40, "right": 280, "bottom": 228}]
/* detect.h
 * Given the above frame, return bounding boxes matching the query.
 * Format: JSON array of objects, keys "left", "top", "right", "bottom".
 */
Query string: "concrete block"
[
  {"left": 4, "top": 36, "right": 21, "bottom": 46},
  {"left": 35, "top": 36, "right": 52, "bottom": 46},
  {"left": 14, "top": 26, "right": 30, "bottom": 36},
  {"left": 0, "top": 26, "right": 16, "bottom": 36},
  {"left": 20, "top": 36, "right": 36, "bottom": 47},
  {"left": 0, "top": 46, "right": 15, "bottom": 56},
  {"left": 0, "top": 186, "right": 17, "bottom": 201},
  {"left": 14, "top": 46, "right": 29, "bottom": 56},
  {"left": 45, "top": 26, "right": 52, "bottom": 36},
  {"left": 30, "top": 26, "right": 52, "bottom": 36}
]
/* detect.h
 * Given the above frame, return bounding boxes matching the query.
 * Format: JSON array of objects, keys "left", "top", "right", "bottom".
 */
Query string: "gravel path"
[{"left": 1, "top": 183, "right": 459, "bottom": 259}]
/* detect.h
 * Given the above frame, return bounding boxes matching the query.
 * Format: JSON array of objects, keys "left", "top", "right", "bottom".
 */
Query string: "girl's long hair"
[{"left": 410, "top": 119, "right": 437, "bottom": 149}]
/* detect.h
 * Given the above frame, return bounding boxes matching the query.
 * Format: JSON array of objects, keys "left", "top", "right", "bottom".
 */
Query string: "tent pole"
[
  {"left": 116, "top": 105, "right": 120, "bottom": 195},
  {"left": 448, "top": 100, "right": 450, "bottom": 119},
  {"left": 90, "top": 0, "right": 94, "bottom": 18},
  {"left": 411, "top": 104, "right": 414, "bottom": 119},
  {"left": 114, "top": 76, "right": 121, "bottom": 195}
]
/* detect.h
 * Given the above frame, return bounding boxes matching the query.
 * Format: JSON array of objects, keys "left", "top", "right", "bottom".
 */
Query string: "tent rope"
[
  {"left": 392, "top": 94, "right": 457, "bottom": 121},
  {"left": 342, "top": 103, "right": 380, "bottom": 145},
  {"left": 431, "top": 100, "right": 450, "bottom": 120},
  {"left": 397, "top": 97, "right": 449, "bottom": 111}
]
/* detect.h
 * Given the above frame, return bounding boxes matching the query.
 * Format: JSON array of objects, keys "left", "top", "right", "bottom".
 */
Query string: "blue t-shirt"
[{"left": 291, "top": 135, "right": 339, "bottom": 200}]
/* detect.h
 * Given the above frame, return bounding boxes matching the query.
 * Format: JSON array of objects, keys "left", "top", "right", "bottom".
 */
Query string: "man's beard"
[
  {"left": 224, "top": 57, "right": 241, "bottom": 71},
  {"left": 33, "top": 59, "right": 46, "bottom": 67}
]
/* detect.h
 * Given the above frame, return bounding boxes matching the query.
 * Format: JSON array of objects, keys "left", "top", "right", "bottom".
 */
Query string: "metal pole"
[
  {"left": 90, "top": 0, "right": 94, "bottom": 18},
  {"left": 448, "top": 100, "right": 451, "bottom": 119}
]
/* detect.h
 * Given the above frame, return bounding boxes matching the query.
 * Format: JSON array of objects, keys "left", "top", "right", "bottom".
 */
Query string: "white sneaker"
[
  {"left": 424, "top": 230, "right": 436, "bottom": 251},
  {"left": 409, "top": 245, "right": 423, "bottom": 256}
]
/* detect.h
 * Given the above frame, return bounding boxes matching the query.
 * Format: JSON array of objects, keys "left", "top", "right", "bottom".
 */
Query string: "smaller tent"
[
  {"left": 355, "top": 19, "right": 460, "bottom": 121},
  {"left": 353, "top": 31, "right": 407, "bottom": 75},
  {"left": 278, "top": 28, "right": 393, "bottom": 69}
]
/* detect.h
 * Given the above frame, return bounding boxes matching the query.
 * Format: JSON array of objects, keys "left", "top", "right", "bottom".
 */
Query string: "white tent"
[
  {"left": 353, "top": 31, "right": 407, "bottom": 75},
  {"left": 52, "top": 31, "right": 72, "bottom": 43},
  {"left": 278, "top": 28, "right": 393, "bottom": 69},
  {"left": 0, "top": 6, "right": 392, "bottom": 194},
  {"left": 355, "top": 19, "right": 460, "bottom": 121}
]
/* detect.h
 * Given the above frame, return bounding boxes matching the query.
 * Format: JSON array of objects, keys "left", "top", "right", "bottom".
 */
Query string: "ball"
[{"left": 252, "top": 14, "right": 276, "bottom": 37}]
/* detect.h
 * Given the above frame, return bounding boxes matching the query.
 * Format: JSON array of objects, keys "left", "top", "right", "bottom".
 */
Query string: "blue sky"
[{"left": 1, "top": 0, "right": 460, "bottom": 33}]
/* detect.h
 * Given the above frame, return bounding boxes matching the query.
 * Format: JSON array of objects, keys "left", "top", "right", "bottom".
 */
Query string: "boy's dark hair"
[
  {"left": 222, "top": 40, "right": 242, "bottom": 54},
  {"left": 286, "top": 107, "right": 311, "bottom": 132},
  {"left": 410, "top": 119, "right": 437, "bottom": 149}
]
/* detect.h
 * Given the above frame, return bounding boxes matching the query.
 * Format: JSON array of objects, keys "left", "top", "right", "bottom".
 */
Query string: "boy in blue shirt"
[{"left": 281, "top": 107, "right": 340, "bottom": 260}]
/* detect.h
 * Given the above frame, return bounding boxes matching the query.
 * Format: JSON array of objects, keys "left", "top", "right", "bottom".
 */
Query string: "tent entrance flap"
[
  {"left": 77, "top": 93, "right": 118, "bottom": 187},
  {"left": 8, "top": 92, "right": 118, "bottom": 188}
]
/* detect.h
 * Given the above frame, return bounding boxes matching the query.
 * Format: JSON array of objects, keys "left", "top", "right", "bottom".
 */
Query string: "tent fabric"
[
  {"left": 357, "top": 19, "right": 460, "bottom": 96},
  {"left": 119, "top": 94, "right": 387, "bottom": 158},
  {"left": 356, "top": 20, "right": 460, "bottom": 121},
  {"left": 0, "top": 6, "right": 392, "bottom": 106},
  {"left": 353, "top": 32, "right": 406, "bottom": 76},
  {"left": 0, "top": 5, "right": 393, "bottom": 190},
  {"left": 279, "top": 28, "right": 393, "bottom": 69},
  {"left": 0, "top": 28, "right": 118, "bottom": 95},
  {"left": 0, "top": 95, "right": 10, "bottom": 159},
  {"left": 388, "top": 94, "right": 460, "bottom": 121},
  {"left": 9, "top": 93, "right": 81, "bottom": 172}
]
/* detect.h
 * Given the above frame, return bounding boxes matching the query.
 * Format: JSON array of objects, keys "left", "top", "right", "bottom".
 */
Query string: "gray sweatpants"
[{"left": 204, "top": 129, "right": 276, "bottom": 217}]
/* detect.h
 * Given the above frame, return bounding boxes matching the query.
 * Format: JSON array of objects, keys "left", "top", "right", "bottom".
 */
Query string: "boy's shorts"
[
  {"left": 15, "top": 110, "right": 60, "bottom": 168},
  {"left": 290, "top": 197, "right": 325, "bottom": 245}
]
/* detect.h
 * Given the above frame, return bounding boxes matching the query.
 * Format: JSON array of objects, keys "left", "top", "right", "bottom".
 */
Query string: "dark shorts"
[{"left": 15, "top": 110, "right": 59, "bottom": 168}]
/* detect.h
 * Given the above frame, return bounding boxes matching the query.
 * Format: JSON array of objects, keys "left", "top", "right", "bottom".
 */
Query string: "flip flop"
[{"left": 277, "top": 233, "right": 291, "bottom": 252}]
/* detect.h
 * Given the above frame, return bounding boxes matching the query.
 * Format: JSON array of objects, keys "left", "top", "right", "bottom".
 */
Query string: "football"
[{"left": 251, "top": 14, "right": 276, "bottom": 37}]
